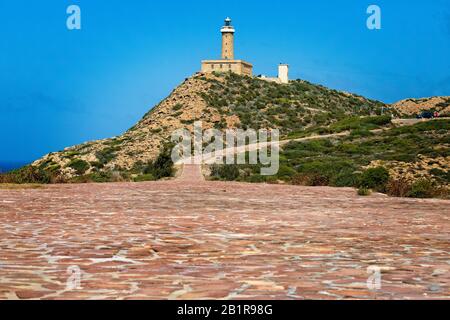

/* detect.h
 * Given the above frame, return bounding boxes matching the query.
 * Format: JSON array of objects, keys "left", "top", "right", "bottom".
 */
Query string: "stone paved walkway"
[{"left": 0, "top": 165, "right": 449, "bottom": 300}]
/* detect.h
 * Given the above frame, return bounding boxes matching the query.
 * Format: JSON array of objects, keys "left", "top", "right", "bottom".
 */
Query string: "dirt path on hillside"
[
  {"left": 175, "top": 131, "right": 351, "bottom": 166},
  {"left": 177, "top": 117, "right": 446, "bottom": 167}
]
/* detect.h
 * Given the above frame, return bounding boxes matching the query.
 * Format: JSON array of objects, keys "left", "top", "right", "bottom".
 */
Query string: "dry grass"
[
  {"left": 0, "top": 184, "right": 43, "bottom": 190},
  {"left": 386, "top": 178, "right": 412, "bottom": 198}
]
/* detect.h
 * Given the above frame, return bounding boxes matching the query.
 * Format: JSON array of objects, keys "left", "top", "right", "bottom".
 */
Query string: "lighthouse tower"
[
  {"left": 201, "top": 18, "right": 253, "bottom": 76},
  {"left": 221, "top": 17, "right": 235, "bottom": 60}
]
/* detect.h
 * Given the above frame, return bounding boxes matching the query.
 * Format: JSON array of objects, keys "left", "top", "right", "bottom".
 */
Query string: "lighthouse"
[
  {"left": 201, "top": 18, "right": 253, "bottom": 76},
  {"left": 221, "top": 17, "right": 235, "bottom": 60}
]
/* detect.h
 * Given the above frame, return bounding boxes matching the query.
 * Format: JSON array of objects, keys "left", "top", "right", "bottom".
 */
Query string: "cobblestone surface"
[{"left": 0, "top": 165, "right": 449, "bottom": 300}]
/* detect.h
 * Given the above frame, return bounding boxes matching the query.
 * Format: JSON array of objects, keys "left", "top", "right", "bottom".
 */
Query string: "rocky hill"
[
  {"left": 391, "top": 96, "right": 450, "bottom": 116},
  {"left": 4, "top": 72, "right": 389, "bottom": 182}
]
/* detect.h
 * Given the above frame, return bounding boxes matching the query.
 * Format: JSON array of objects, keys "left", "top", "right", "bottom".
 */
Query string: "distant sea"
[{"left": 0, "top": 162, "right": 29, "bottom": 173}]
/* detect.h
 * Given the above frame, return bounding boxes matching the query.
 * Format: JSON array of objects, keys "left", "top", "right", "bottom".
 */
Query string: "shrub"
[
  {"left": 90, "top": 161, "right": 104, "bottom": 170},
  {"left": 133, "top": 174, "right": 155, "bottom": 182},
  {"left": 386, "top": 178, "right": 412, "bottom": 197},
  {"left": 291, "top": 173, "right": 329, "bottom": 186},
  {"left": 62, "top": 151, "right": 80, "bottom": 159},
  {"left": 210, "top": 164, "right": 240, "bottom": 181},
  {"left": 265, "top": 176, "right": 279, "bottom": 184},
  {"left": 317, "top": 127, "right": 332, "bottom": 135},
  {"left": 407, "top": 179, "right": 436, "bottom": 198},
  {"left": 0, "top": 166, "right": 51, "bottom": 184},
  {"left": 338, "top": 143, "right": 362, "bottom": 154},
  {"left": 291, "top": 174, "right": 308, "bottom": 186},
  {"left": 277, "top": 165, "right": 297, "bottom": 180},
  {"left": 172, "top": 104, "right": 183, "bottom": 111},
  {"left": 249, "top": 174, "right": 266, "bottom": 183},
  {"left": 88, "top": 172, "right": 114, "bottom": 183},
  {"left": 151, "top": 128, "right": 163, "bottom": 134},
  {"left": 359, "top": 167, "right": 390, "bottom": 192},
  {"left": 295, "top": 160, "right": 356, "bottom": 187},
  {"left": 69, "top": 171, "right": 130, "bottom": 183},
  {"left": 68, "top": 175, "right": 94, "bottom": 184},
  {"left": 67, "top": 159, "right": 90, "bottom": 175},
  {"left": 430, "top": 168, "right": 450, "bottom": 184},
  {"left": 330, "top": 115, "right": 391, "bottom": 133},
  {"left": 332, "top": 171, "right": 361, "bottom": 187},
  {"left": 369, "top": 115, "right": 392, "bottom": 126},
  {"left": 96, "top": 147, "right": 118, "bottom": 165},
  {"left": 144, "top": 145, "right": 174, "bottom": 179},
  {"left": 46, "top": 164, "right": 61, "bottom": 173},
  {"left": 306, "top": 173, "right": 330, "bottom": 186},
  {"left": 350, "top": 129, "right": 373, "bottom": 138},
  {"left": 357, "top": 187, "right": 372, "bottom": 196}
]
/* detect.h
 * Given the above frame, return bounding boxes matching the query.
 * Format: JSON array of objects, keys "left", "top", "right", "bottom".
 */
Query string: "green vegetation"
[
  {"left": 68, "top": 171, "right": 131, "bottom": 184},
  {"left": 1, "top": 144, "right": 175, "bottom": 184},
  {"left": 67, "top": 159, "right": 90, "bottom": 175},
  {"left": 151, "top": 128, "right": 163, "bottom": 134},
  {"left": 329, "top": 115, "right": 391, "bottom": 133},
  {"left": 286, "top": 115, "right": 392, "bottom": 139},
  {"left": 210, "top": 164, "right": 240, "bottom": 181},
  {"left": 386, "top": 178, "right": 445, "bottom": 199},
  {"left": 430, "top": 168, "right": 450, "bottom": 184},
  {"left": 141, "top": 145, "right": 174, "bottom": 180},
  {"left": 199, "top": 72, "right": 389, "bottom": 134},
  {"left": 208, "top": 119, "right": 449, "bottom": 199},
  {"left": 408, "top": 179, "right": 437, "bottom": 199},
  {"left": 0, "top": 166, "right": 52, "bottom": 184},
  {"left": 172, "top": 103, "right": 183, "bottom": 111},
  {"left": 62, "top": 151, "right": 80, "bottom": 159},
  {"left": 359, "top": 167, "right": 390, "bottom": 192},
  {"left": 357, "top": 187, "right": 372, "bottom": 196},
  {"left": 133, "top": 174, "right": 155, "bottom": 182},
  {"left": 95, "top": 146, "right": 119, "bottom": 166},
  {"left": 69, "top": 145, "right": 174, "bottom": 183},
  {"left": 84, "top": 171, "right": 114, "bottom": 183}
]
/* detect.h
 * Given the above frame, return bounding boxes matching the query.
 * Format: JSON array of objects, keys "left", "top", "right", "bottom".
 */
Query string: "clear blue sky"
[{"left": 0, "top": 0, "right": 449, "bottom": 163}]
